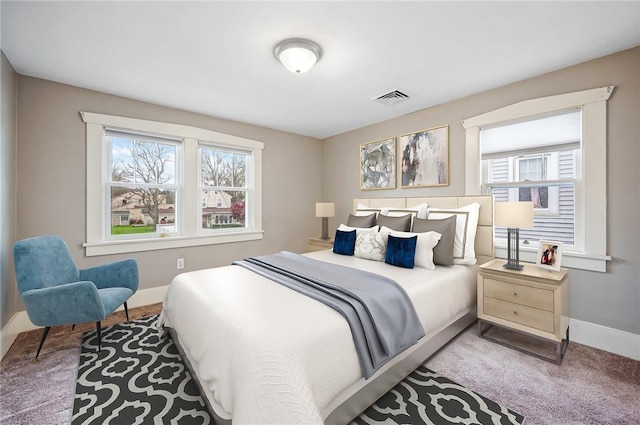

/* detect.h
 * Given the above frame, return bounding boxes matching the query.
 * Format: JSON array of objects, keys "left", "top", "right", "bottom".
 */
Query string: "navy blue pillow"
[
  {"left": 333, "top": 229, "right": 356, "bottom": 255},
  {"left": 385, "top": 234, "right": 418, "bottom": 268}
]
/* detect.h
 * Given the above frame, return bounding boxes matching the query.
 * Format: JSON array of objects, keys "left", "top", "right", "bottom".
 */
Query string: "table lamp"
[
  {"left": 494, "top": 201, "right": 534, "bottom": 270},
  {"left": 315, "top": 202, "right": 335, "bottom": 240}
]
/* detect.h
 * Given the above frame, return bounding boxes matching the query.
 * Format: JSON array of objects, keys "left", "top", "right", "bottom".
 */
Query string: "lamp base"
[
  {"left": 321, "top": 217, "right": 329, "bottom": 240},
  {"left": 504, "top": 227, "right": 523, "bottom": 270},
  {"left": 503, "top": 262, "right": 524, "bottom": 270}
]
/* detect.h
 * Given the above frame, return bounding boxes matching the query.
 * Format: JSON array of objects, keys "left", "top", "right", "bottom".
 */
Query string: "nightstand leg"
[
  {"left": 556, "top": 326, "right": 570, "bottom": 364},
  {"left": 478, "top": 319, "right": 495, "bottom": 337},
  {"left": 479, "top": 319, "right": 569, "bottom": 365}
]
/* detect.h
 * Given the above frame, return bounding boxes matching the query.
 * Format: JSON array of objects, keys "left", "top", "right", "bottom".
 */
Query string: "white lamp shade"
[
  {"left": 315, "top": 202, "right": 335, "bottom": 218},
  {"left": 494, "top": 201, "right": 534, "bottom": 228},
  {"left": 275, "top": 39, "right": 321, "bottom": 74}
]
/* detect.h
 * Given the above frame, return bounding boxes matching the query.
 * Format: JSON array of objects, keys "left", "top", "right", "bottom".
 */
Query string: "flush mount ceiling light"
[{"left": 274, "top": 38, "right": 322, "bottom": 74}]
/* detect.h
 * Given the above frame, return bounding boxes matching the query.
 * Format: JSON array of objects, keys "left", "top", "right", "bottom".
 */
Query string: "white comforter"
[{"left": 158, "top": 250, "right": 476, "bottom": 425}]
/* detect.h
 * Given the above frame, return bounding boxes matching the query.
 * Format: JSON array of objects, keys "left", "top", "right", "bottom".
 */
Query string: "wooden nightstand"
[
  {"left": 477, "top": 258, "right": 569, "bottom": 364},
  {"left": 307, "top": 237, "right": 334, "bottom": 252}
]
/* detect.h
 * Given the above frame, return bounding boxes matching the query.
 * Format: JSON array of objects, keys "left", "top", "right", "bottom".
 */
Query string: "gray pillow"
[
  {"left": 346, "top": 213, "right": 376, "bottom": 228},
  {"left": 412, "top": 216, "right": 456, "bottom": 266},
  {"left": 376, "top": 214, "right": 412, "bottom": 232}
]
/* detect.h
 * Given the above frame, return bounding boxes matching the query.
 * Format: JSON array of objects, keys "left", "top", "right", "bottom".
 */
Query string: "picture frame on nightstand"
[{"left": 536, "top": 240, "right": 563, "bottom": 272}]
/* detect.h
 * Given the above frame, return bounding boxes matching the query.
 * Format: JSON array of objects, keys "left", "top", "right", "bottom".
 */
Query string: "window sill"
[
  {"left": 84, "top": 231, "right": 264, "bottom": 256},
  {"left": 494, "top": 244, "right": 611, "bottom": 272}
]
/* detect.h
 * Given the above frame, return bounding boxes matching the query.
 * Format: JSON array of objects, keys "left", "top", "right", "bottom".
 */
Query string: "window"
[
  {"left": 82, "top": 112, "right": 264, "bottom": 256},
  {"left": 199, "top": 145, "right": 250, "bottom": 232},
  {"left": 107, "top": 130, "right": 181, "bottom": 238},
  {"left": 481, "top": 110, "right": 580, "bottom": 246},
  {"left": 463, "top": 86, "right": 613, "bottom": 272}
]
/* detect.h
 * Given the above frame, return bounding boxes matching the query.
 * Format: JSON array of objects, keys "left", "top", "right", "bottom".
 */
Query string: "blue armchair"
[{"left": 13, "top": 235, "right": 138, "bottom": 359}]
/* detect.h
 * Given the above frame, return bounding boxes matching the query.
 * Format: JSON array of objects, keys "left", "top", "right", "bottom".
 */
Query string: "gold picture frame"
[
  {"left": 399, "top": 124, "right": 449, "bottom": 187},
  {"left": 360, "top": 137, "right": 396, "bottom": 190}
]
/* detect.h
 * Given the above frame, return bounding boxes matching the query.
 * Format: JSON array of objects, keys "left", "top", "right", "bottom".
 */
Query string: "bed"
[{"left": 159, "top": 195, "right": 494, "bottom": 425}]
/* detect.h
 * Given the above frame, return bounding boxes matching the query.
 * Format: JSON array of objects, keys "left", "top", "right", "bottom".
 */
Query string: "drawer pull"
[
  {"left": 513, "top": 292, "right": 518, "bottom": 296},
  {"left": 513, "top": 311, "right": 518, "bottom": 315}
]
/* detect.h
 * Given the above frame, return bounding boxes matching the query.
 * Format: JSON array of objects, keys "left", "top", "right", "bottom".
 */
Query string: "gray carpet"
[{"left": 426, "top": 325, "right": 640, "bottom": 425}]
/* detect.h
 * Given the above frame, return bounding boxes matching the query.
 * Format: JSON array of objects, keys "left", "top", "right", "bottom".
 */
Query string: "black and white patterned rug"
[
  {"left": 72, "top": 316, "right": 524, "bottom": 425},
  {"left": 351, "top": 366, "right": 525, "bottom": 425},
  {"left": 71, "top": 315, "right": 211, "bottom": 425}
]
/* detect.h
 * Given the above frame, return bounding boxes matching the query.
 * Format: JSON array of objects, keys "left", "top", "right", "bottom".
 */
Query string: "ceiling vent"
[{"left": 372, "top": 90, "right": 412, "bottom": 106}]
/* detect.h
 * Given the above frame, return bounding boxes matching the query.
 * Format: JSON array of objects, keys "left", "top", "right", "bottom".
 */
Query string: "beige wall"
[
  {"left": 322, "top": 47, "right": 640, "bottom": 335},
  {"left": 15, "top": 76, "right": 322, "bottom": 301},
  {"left": 1, "top": 51, "right": 18, "bottom": 328},
  {"left": 5, "top": 47, "right": 639, "bottom": 339}
]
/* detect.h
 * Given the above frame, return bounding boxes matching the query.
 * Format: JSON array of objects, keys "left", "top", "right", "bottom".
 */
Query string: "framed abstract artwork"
[
  {"left": 400, "top": 125, "right": 449, "bottom": 187},
  {"left": 360, "top": 137, "right": 396, "bottom": 190}
]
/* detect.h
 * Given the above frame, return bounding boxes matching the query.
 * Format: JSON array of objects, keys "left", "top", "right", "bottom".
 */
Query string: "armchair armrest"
[
  {"left": 21, "top": 281, "right": 106, "bottom": 326},
  {"left": 80, "top": 259, "right": 139, "bottom": 292}
]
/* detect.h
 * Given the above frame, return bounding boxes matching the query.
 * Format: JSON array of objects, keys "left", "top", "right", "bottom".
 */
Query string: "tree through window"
[
  {"left": 108, "top": 130, "right": 180, "bottom": 237},
  {"left": 200, "top": 145, "right": 250, "bottom": 231}
]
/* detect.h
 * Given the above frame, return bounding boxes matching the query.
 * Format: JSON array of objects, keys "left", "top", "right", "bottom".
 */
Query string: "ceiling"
[{"left": 2, "top": 1, "right": 639, "bottom": 139}]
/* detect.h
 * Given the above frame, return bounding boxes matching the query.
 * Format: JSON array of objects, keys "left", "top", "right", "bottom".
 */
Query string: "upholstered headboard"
[{"left": 353, "top": 195, "right": 494, "bottom": 265}]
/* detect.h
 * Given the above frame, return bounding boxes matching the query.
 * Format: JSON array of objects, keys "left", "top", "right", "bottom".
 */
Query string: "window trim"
[
  {"left": 81, "top": 112, "right": 264, "bottom": 256},
  {"left": 462, "top": 86, "right": 613, "bottom": 272}
]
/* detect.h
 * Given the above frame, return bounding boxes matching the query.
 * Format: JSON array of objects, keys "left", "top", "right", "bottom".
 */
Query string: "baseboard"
[
  {"left": 0, "top": 285, "right": 168, "bottom": 360},
  {"left": 114, "top": 284, "right": 168, "bottom": 311},
  {"left": 570, "top": 318, "right": 640, "bottom": 361},
  {"left": 0, "top": 310, "right": 39, "bottom": 359}
]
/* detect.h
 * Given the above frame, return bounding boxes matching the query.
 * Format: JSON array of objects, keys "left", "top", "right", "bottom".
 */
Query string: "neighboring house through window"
[
  {"left": 200, "top": 145, "right": 250, "bottom": 231},
  {"left": 107, "top": 129, "right": 181, "bottom": 237},
  {"left": 480, "top": 110, "right": 579, "bottom": 246},
  {"left": 82, "top": 112, "right": 264, "bottom": 256}
]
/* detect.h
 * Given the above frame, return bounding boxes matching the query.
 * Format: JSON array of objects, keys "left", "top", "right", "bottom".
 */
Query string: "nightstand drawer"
[
  {"left": 484, "top": 297, "right": 554, "bottom": 333},
  {"left": 484, "top": 278, "right": 553, "bottom": 311}
]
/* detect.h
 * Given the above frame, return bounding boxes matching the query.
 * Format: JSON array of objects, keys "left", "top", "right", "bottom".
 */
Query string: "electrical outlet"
[{"left": 177, "top": 258, "right": 184, "bottom": 269}]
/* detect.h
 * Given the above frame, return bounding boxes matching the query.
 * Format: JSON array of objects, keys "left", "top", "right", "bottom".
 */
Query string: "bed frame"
[{"left": 169, "top": 195, "right": 494, "bottom": 425}]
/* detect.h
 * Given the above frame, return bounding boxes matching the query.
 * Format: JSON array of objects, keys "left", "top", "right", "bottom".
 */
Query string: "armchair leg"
[
  {"left": 35, "top": 327, "right": 51, "bottom": 360},
  {"left": 124, "top": 302, "right": 130, "bottom": 322},
  {"left": 96, "top": 321, "right": 101, "bottom": 352}
]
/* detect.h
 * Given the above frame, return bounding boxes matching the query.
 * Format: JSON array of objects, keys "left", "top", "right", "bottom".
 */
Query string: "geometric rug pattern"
[
  {"left": 350, "top": 366, "right": 525, "bottom": 425},
  {"left": 71, "top": 315, "right": 211, "bottom": 425},
  {"left": 72, "top": 316, "right": 524, "bottom": 425}
]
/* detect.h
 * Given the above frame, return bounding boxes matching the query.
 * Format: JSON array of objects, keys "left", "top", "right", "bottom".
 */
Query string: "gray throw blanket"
[{"left": 233, "top": 251, "right": 425, "bottom": 379}]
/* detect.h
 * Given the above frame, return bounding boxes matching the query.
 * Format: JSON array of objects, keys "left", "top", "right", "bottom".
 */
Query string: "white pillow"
[
  {"left": 381, "top": 202, "right": 429, "bottom": 219},
  {"left": 355, "top": 203, "right": 381, "bottom": 217},
  {"left": 338, "top": 223, "right": 379, "bottom": 235},
  {"left": 354, "top": 230, "right": 387, "bottom": 262},
  {"left": 427, "top": 203, "right": 480, "bottom": 265},
  {"left": 380, "top": 226, "right": 441, "bottom": 270}
]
